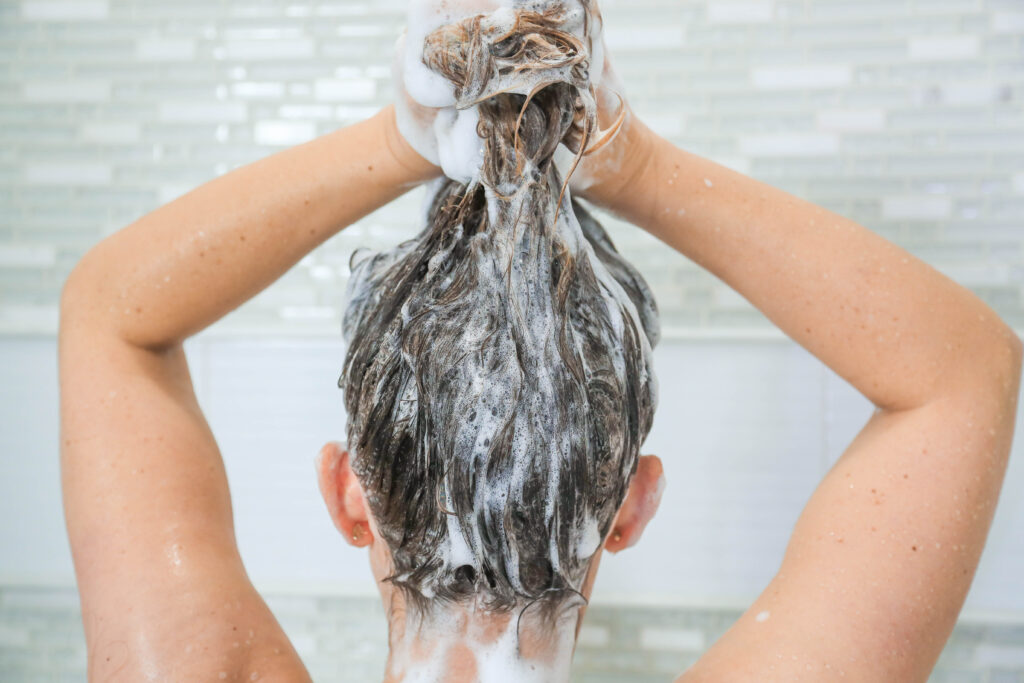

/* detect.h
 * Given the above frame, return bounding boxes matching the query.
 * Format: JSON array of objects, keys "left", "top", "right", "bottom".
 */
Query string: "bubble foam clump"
[{"left": 398, "top": 0, "right": 606, "bottom": 184}]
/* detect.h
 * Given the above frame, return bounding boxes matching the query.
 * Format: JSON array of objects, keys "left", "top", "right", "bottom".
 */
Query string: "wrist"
[
  {"left": 575, "top": 109, "right": 661, "bottom": 218},
  {"left": 375, "top": 104, "right": 443, "bottom": 186}
]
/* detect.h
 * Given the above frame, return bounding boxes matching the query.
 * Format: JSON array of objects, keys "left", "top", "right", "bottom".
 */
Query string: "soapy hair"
[{"left": 339, "top": 0, "right": 659, "bottom": 622}]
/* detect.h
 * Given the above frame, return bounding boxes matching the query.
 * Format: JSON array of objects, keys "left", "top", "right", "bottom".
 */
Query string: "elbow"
[
  {"left": 984, "top": 323, "right": 1023, "bottom": 403},
  {"left": 1007, "top": 326, "right": 1023, "bottom": 382},
  {"left": 932, "top": 319, "right": 1023, "bottom": 409},
  {"left": 1009, "top": 327, "right": 1023, "bottom": 366},
  {"left": 994, "top": 322, "right": 1023, "bottom": 374}
]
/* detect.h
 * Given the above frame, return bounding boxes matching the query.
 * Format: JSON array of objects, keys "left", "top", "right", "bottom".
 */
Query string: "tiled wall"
[
  {"left": 0, "top": 0, "right": 1022, "bottom": 336},
  {"left": 2, "top": 585, "right": 1023, "bottom": 682}
]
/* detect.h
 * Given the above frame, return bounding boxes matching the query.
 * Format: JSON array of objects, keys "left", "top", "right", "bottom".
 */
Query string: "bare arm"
[
  {"left": 584, "top": 120, "right": 1022, "bottom": 681},
  {"left": 59, "top": 106, "right": 438, "bottom": 681}
]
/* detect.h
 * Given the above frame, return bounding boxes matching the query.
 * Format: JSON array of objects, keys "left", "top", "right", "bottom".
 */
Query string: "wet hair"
[{"left": 338, "top": 1, "right": 658, "bottom": 621}]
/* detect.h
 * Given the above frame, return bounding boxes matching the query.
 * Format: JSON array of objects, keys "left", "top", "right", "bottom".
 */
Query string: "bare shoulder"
[{"left": 673, "top": 375, "right": 1020, "bottom": 682}]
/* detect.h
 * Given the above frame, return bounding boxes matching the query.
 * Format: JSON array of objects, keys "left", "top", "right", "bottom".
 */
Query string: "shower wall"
[
  {"left": 0, "top": 0, "right": 1021, "bottom": 335},
  {"left": 1, "top": 0, "right": 1022, "bottom": 681}
]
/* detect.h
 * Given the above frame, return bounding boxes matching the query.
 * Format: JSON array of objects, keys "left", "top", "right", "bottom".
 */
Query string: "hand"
[
  {"left": 390, "top": 0, "right": 505, "bottom": 180},
  {"left": 566, "top": 25, "right": 659, "bottom": 213},
  {"left": 390, "top": 26, "right": 445, "bottom": 172}
]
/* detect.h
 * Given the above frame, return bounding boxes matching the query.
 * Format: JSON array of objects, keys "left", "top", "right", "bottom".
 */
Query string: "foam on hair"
[{"left": 339, "top": 0, "right": 659, "bottom": 619}]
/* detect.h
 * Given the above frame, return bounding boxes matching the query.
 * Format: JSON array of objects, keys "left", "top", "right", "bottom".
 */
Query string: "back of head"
[{"left": 339, "top": 0, "right": 659, "bottom": 620}]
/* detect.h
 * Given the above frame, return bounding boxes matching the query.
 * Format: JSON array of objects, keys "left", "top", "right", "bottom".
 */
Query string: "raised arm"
[
  {"left": 58, "top": 106, "right": 438, "bottom": 681},
  {"left": 581, "top": 118, "right": 1022, "bottom": 681},
  {"left": 62, "top": 105, "right": 437, "bottom": 350}
]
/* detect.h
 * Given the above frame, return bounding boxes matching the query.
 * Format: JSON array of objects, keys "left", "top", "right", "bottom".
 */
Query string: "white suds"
[{"left": 576, "top": 513, "right": 602, "bottom": 558}]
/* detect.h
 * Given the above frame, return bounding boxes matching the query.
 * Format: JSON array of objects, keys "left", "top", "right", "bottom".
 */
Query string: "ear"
[
  {"left": 315, "top": 441, "right": 373, "bottom": 548},
  {"left": 604, "top": 454, "right": 665, "bottom": 554}
]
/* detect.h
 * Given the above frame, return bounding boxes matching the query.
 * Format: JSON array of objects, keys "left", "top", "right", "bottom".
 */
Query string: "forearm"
[
  {"left": 609, "top": 130, "right": 1021, "bottom": 411},
  {"left": 62, "top": 105, "right": 436, "bottom": 349}
]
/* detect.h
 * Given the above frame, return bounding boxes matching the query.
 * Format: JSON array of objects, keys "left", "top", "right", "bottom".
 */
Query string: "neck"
[{"left": 382, "top": 600, "right": 581, "bottom": 683}]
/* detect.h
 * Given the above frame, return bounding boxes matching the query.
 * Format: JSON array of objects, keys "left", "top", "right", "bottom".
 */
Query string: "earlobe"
[
  {"left": 604, "top": 454, "right": 665, "bottom": 554},
  {"left": 315, "top": 441, "right": 373, "bottom": 548}
]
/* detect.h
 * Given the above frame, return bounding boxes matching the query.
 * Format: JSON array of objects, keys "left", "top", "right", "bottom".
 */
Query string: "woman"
[{"left": 58, "top": 1, "right": 1022, "bottom": 681}]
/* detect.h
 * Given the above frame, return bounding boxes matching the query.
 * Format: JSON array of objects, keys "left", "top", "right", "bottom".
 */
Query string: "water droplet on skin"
[
  {"left": 755, "top": 610, "right": 771, "bottom": 622},
  {"left": 219, "top": 673, "right": 227, "bottom": 680},
  {"left": 704, "top": 178, "right": 713, "bottom": 187}
]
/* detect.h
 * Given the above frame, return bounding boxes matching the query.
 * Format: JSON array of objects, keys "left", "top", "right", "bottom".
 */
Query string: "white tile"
[
  {"left": 941, "top": 83, "right": 999, "bottom": 106},
  {"left": 336, "top": 25, "right": 391, "bottom": 37},
  {"left": 908, "top": 35, "right": 980, "bottom": 61},
  {"left": 0, "top": 587, "right": 80, "bottom": 610},
  {"left": 640, "top": 627, "right": 706, "bottom": 651},
  {"left": 232, "top": 82, "right": 286, "bottom": 98},
  {"left": 974, "top": 644, "right": 1024, "bottom": 668},
  {"left": 604, "top": 26, "right": 685, "bottom": 49},
  {"left": 222, "top": 40, "right": 315, "bottom": 61},
  {"left": 279, "top": 305, "right": 337, "bottom": 320},
  {"left": 991, "top": 12, "right": 1024, "bottom": 34},
  {"left": 815, "top": 108, "right": 885, "bottom": 132},
  {"left": 707, "top": 1, "right": 774, "bottom": 24},
  {"left": 79, "top": 122, "right": 140, "bottom": 143},
  {"left": 21, "top": 0, "right": 107, "bottom": 20},
  {"left": 23, "top": 81, "right": 110, "bottom": 102},
  {"left": 159, "top": 102, "right": 247, "bottom": 123},
  {"left": 136, "top": 38, "right": 196, "bottom": 61},
  {"left": 0, "top": 245, "right": 56, "bottom": 268},
  {"left": 254, "top": 120, "right": 317, "bottom": 146},
  {"left": 279, "top": 105, "right": 334, "bottom": 120},
  {"left": 0, "top": 624, "right": 30, "bottom": 647},
  {"left": 221, "top": 26, "right": 306, "bottom": 41},
  {"left": 751, "top": 65, "right": 851, "bottom": 89},
  {"left": 737, "top": 132, "right": 840, "bottom": 157},
  {"left": 1012, "top": 173, "right": 1024, "bottom": 195},
  {"left": 881, "top": 196, "right": 952, "bottom": 220},
  {"left": 25, "top": 163, "right": 112, "bottom": 185},
  {"left": 0, "top": 305, "right": 59, "bottom": 330},
  {"left": 314, "top": 78, "right": 377, "bottom": 102},
  {"left": 576, "top": 625, "right": 610, "bottom": 648}
]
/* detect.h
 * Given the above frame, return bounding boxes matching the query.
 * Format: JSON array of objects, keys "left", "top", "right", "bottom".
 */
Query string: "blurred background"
[{"left": 1, "top": 0, "right": 1022, "bottom": 681}]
